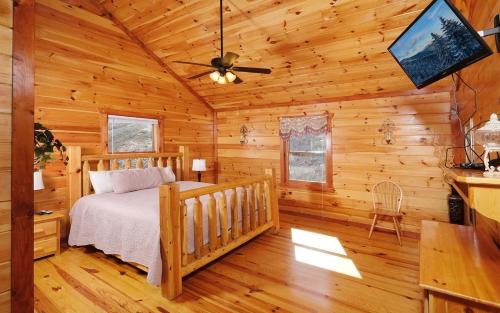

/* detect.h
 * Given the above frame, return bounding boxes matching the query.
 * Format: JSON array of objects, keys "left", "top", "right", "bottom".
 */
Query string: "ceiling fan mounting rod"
[{"left": 220, "top": 0, "right": 224, "bottom": 59}]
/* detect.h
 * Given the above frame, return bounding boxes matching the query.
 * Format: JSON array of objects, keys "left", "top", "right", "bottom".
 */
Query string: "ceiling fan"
[{"left": 173, "top": 0, "right": 272, "bottom": 84}]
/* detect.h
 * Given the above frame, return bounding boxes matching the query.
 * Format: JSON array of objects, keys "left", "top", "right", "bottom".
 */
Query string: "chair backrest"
[{"left": 372, "top": 181, "right": 403, "bottom": 213}]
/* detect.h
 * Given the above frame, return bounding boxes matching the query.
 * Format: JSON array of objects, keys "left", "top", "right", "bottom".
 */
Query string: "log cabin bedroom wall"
[
  {"left": 34, "top": 0, "right": 216, "bottom": 236},
  {"left": 33, "top": 0, "right": 498, "bottom": 237},
  {"left": 217, "top": 92, "right": 453, "bottom": 235},
  {"left": 451, "top": 0, "right": 500, "bottom": 245},
  {"left": 2, "top": 0, "right": 499, "bottom": 311},
  {"left": 213, "top": 0, "right": 460, "bottom": 235}
]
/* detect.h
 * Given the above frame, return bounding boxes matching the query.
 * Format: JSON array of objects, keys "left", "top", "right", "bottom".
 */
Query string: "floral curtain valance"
[{"left": 279, "top": 115, "right": 328, "bottom": 141}]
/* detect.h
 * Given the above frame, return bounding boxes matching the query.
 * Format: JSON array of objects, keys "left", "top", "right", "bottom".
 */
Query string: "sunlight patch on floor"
[
  {"left": 291, "top": 228, "right": 346, "bottom": 255},
  {"left": 291, "top": 228, "right": 362, "bottom": 279}
]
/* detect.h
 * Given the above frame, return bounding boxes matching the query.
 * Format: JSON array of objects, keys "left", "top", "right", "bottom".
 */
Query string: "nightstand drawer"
[
  {"left": 34, "top": 236, "right": 58, "bottom": 259},
  {"left": 34, "top": 220, "right": 57, "bottom": 239}
]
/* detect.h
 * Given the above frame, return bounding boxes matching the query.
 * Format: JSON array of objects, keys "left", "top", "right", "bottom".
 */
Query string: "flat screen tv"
[{"left": 388, "top": 0, "right": 493, "bottom": 89}]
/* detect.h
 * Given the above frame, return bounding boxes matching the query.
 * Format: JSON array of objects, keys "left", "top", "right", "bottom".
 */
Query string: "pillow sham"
[
  {"left": 88, "top": 170, "right": 114, "bottom": 194},
  {"left": 159, "top": 166, "right": 176, "bottom": 183},
  {"left": 112, "top": 167, "right": 163, "bottom": 194}
]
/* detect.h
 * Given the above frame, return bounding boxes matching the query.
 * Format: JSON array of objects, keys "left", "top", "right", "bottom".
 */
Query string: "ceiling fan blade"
[
  {"left": 232, "top": 66, "right": 272, "bottom": 74},
  {"left": 187, "top": 71, "right": 213, "bottom": 79},
  {"left": 173, "top": 61, "right": 214, "bottom": 68},
  {"left": 233, "top": 76, "right": 243, "bottom": 84},
  {"left": 222, "top": 52, "right": 239, "bottom": 67}
]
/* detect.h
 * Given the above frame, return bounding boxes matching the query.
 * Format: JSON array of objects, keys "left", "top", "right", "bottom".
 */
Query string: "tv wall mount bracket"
[{"left": 477, "top": 13, "right": 500, "bottom": 52}]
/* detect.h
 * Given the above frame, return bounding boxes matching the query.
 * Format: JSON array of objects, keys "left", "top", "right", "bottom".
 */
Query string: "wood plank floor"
[{"left": 34, "top": 212, "right": 422, "bottom": 313}]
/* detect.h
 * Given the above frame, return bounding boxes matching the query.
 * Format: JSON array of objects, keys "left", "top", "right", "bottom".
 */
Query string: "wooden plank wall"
[
  {"left": 217, "top": 91, "right": 453, "bottom": 234},
  {"left": 34, "top": 0, "right": 215, "bottom": 236},
  {"left": 453, "top": 0, "right": 499, "bottom": 125},
  {"left": 451, "top": 0, "right": 500, "bottom": 246},
  {"left": 0, "top": 0, "right": 12, "bottom": 311}
]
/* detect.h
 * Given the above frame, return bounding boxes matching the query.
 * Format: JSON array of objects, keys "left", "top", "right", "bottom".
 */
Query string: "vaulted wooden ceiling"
[{"left": 95, "top": 0, "right": 450, "bottom": 110}]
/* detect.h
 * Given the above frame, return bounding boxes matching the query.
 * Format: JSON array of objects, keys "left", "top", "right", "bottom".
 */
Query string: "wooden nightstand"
[{"left": 34, "top": 212, "right": 64, "bottom": 260}]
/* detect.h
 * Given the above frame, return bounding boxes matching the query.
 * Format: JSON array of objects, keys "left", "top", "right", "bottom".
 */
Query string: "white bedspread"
[{"left": 68, "top": 181, "right": 253, "bottom": 285}]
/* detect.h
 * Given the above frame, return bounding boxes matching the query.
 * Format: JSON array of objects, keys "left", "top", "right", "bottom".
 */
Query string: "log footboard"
[{"left": 160, "top": 169, "right": 280, "bottom": 299}]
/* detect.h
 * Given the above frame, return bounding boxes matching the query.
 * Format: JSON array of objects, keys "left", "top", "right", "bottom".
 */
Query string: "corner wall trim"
[{"left": 12, "top": 0, "right": 35, "bottom": 311}]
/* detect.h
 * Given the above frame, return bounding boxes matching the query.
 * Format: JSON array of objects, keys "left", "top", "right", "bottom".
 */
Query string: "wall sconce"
[
  {"left": 240, "top": 125, "right": 249, "bottom": 144},
  {"left": 381, "top": 119, "right": 395, "bottom": 145}
]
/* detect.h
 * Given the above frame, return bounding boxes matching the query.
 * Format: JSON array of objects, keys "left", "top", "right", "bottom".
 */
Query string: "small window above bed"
[{"left": 106, "top": 114, "right": 161, "bottom": 153}]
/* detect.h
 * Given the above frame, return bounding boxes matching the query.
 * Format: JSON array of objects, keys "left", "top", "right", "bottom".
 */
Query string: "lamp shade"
[
  {"left": 225, "top": 71, "right": 237, "bottom": 83},
  {"left": 192, "top": 159, "right": 207, "bottom": 171},
  {"left": 217, "top": 75, "right": 227, "bottom": 84},
  {"left": 476, "top": 113, "right": 500, "bottom": 148},
  {"left": 210, "top": 71, "right": 221, "bottom": 82},
  {"left": 34, "top": 170, "right": 45, "bottom": 191}
]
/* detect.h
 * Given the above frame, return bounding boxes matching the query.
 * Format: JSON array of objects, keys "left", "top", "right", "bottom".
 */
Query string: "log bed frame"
[{"left": 66, "top": 145, "right": 280, "bottom": 300}]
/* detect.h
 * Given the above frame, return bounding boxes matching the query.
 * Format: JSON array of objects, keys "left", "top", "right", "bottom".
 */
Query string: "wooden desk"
[
  {"left": 443, "top": 167, "right": 500, "bottom": 225},
  {"left": 420, "top": 221, "right": 500, "bottom": 312}
]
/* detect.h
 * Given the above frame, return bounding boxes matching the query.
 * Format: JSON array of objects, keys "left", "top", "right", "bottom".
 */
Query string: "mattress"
[{"left": 68, "top": 181, "right": 253, "bottom": 285}]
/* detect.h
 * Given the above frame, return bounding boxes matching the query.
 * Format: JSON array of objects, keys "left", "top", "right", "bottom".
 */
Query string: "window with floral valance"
[{"left": 279, "top": 114, "right": 333, "bottom": 190}]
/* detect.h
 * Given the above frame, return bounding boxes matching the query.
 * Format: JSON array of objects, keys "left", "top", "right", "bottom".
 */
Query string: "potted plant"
[{"left": 34, "top": 123, "right": 68, "bottom": 190}]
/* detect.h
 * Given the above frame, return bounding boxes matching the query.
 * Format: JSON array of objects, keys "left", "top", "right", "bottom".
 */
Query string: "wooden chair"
[{"left": 368, "top": 181, "right": 403, "bottom": 245}]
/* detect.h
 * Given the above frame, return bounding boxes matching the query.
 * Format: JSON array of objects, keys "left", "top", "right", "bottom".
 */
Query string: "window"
[
  {"left": 280, "top": 114, "right": 332, "bottom": 190},
  {"left": 106, "top": 114, "right": 161, "bottom": 153}
]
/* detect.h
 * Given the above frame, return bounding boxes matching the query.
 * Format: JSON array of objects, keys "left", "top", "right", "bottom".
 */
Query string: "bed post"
[
  {"left": 67, "top": 146, "right": 82, "bottom": 209},
  {"left": 265, "top": 168, "right": 280, "bottom": 233},
  {"left": 159, "top": 183, "right": 182, "bottom": 300},
  {"left": 178, "top": 145, "right": 190, "bottom": 180}
]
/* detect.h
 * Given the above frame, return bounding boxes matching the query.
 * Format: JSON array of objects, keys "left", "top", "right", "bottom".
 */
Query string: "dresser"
[
  {"left": 34, "top": 212, "right": 64, "bottom": 260},
  {"left": 420, "top": 221, "right": 500, "bottom": 313}
]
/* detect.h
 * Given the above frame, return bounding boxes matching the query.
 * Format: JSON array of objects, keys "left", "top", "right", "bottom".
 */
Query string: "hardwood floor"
[{"left": 34, "top": 212, "right": 422, "bottom": 313}]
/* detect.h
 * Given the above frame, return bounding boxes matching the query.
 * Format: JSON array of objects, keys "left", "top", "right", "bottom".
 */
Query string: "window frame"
[
  {"left": 100, "top": 109, "right": 164, "bottom": 154},
  {"left": 280, "top": 113, "right": 333, "bottom": 192}
]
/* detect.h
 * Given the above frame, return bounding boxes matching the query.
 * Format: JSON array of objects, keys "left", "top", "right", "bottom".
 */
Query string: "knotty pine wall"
[
  {"left": 0, "top": 0, "right": 12, "bottom": 310},
  {"left": 34, "top": 0, "right": 215, "bottom": 236},
  {"left": 217, "top": 91, "right": 453, "bottom": 234},
  {"left": 453, "top": 0, "right": 499, "bottom": 125},
  {"left": 452, "top": 0, "right": 500, "bottom": 245}
]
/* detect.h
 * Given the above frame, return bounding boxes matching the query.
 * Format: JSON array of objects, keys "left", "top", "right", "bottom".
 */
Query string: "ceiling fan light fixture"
[
  {"left": 217, "top": 75, "right": 227, "bottom": 84},
  {"left": 210, "top": 71, "right": 221, "bottom": 82},
  {"left": 175, "top": 0, "right": 271, "bottom": 84},
  {"left": 225, "top": 71, "right": 237, "bottom": 83}
]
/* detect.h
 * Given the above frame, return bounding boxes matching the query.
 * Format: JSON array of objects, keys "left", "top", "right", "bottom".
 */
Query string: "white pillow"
[
  {"left": 112, "top": 167, "right": 163, "bottom": 194},
  {"left": 88, "top": 170, "right": 115, "bottom": 194},
  {"left": 159, "top": 166, "right": 176, "bottom": 183}
]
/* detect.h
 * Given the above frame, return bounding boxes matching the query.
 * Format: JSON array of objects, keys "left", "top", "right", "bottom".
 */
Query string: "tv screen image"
[{"left": 388, "top": 0, "right": 492, "bottom": 89}]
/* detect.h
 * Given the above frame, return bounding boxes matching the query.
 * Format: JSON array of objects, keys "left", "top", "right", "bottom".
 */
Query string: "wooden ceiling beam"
[{"left": 90, "top": 0, "right": 214, "bottom": 112}]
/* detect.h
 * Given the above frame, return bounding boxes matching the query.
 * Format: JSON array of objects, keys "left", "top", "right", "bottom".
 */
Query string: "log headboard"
[{"left": 66, "top": 146, "right": 190, "bottom": 208}]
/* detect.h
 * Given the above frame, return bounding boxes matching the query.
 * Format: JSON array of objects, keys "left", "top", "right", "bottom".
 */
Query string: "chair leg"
[
  {"left": 393, "top": 217, "right": 402, "bottom": 246},
  {"left": 368, "top": 214, "right": 378, "bottom": 239}
]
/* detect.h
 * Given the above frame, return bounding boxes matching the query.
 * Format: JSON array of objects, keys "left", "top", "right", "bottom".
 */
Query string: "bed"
[{"left": 66, "top": 146, "right": 280, "bottom": 300}]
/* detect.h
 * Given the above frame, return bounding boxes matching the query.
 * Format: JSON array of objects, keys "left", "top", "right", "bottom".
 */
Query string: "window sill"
[
  {"left": 107, "top": 151, "right": 159, "bottom": 154},
  {"left": 281, "top": 181, "right": 334, "bottom": 192}
]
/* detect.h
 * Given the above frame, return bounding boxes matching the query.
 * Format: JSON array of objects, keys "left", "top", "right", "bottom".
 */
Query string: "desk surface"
[
  {"left": 420, "top": 221, "right": 500, "bottom": 308},
  {"left": 443, "top": 167, "right": 500, "bottom": 186}
]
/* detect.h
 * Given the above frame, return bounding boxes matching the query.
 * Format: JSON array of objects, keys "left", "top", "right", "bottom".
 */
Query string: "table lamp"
[
  {"left": 192, "top": 159, "right": 206, "bottom": 182},
  {"left": 34, "top": 170, "right": 45, "bottom": 191},
  {"left": 476, "top": 113, "right": 500, "bottom": 177}
]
